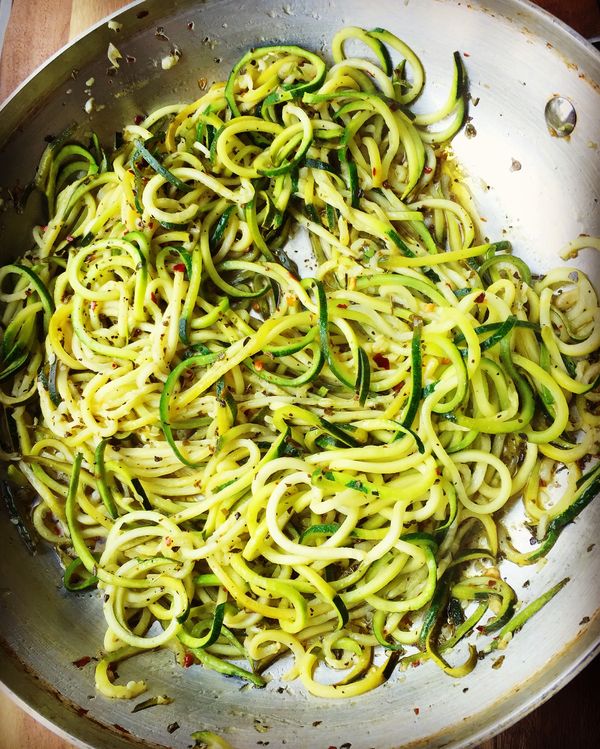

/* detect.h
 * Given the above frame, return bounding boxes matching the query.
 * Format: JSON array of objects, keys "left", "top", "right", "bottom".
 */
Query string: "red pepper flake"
[
  {"left": 411, "top": 660, "right": 421, "bottom": 668},
  {"left": 413, "top": 707, "right": 420, "bottom": 715},
  {"left": 72, "top": 656, "right": 92, "bottom": 668},
  {"left": 41, "top": 225, "right": 48, "bottom": 231},
  {"left": 487, "top": 579, "right": 496, "bottom": 587},
  {"left": 423, "top": 166, "right": 432, "bottom": 174},
  {"left": 66, "top": 235, "right": 74, "bottom": 243},
  {"left": 372, "top": 167, "right": 377, "bottom": 176},
  {"left": 172, "top": 263, "right": 186, "bottom": 273},
  {"left": 134, "top": 114, "right": 145, "bottom": 125},
  {"left": 337, "top": 303, "right": 348, "bottom": 309},
  {"left": 439, "top": 357, "right": 451, "bottom": 365},
  {"left": 463, "top": 52, "right": 470, "bottom": 57},
  {"left": 254, "top": 360, "right": 264, "bottom": 371},
  {"left": 183, "top": 652, "right": 194, "bottom": 668},
  {"left": 164, "top": 536, "right": 173, "bottom": 547},
  {"left": 150, "top": 291, "right": 157, "bottom": 304},
  {"left": 475, "top": 292, "right": 486, "bottom": 304},
  {"left": 392, "top": 382, "right": 404, "bottom": 393},
  {"left": 373, "top": 352, "right": 390, "bottom": 370}
]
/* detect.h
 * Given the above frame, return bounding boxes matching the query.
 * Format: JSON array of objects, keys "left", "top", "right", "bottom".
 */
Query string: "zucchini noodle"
[{"left": 1, "top": 27, "right": 599, "bottom": 700}]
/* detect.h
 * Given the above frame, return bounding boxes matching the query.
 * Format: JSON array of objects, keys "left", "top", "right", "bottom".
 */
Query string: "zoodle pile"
[{"left": 1, "top": 27, "right": 599, "bottom": 700}]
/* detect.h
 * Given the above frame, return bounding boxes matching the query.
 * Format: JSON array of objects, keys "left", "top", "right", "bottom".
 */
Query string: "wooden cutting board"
[{"left": 0, "top": 1, "right": 599, "bottom": 748}]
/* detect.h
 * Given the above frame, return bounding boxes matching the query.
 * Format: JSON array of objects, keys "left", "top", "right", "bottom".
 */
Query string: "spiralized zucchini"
[{"left": 1, "top": 27, "right": 599, "bottom": 700}]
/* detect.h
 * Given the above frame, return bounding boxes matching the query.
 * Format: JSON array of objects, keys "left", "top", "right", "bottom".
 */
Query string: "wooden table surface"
[{"left": 1, "top": 0, "right": 599, "bottom": 747}]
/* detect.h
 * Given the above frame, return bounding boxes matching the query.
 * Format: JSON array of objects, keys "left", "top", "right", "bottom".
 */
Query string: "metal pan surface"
[{"left": 0, "top": 1, "right": 599, "bottom": 748}]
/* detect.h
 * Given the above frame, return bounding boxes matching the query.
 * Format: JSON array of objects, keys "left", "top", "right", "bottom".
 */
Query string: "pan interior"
[{"left": 0, "top": 2, "right": 599, "bottom": 748}]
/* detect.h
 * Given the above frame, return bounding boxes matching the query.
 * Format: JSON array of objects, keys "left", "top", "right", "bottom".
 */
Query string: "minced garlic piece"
[
  {"left": 108, "top": 42, "right": 122, "bottom": 69},
  {"left": 161, "top": 47, "right": 181, "bottom": 70}
]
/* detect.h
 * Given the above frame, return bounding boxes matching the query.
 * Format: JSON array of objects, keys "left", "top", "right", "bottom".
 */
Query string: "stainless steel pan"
[{"left": 0, "top": 1, "right": 599, "bottom": 747}]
